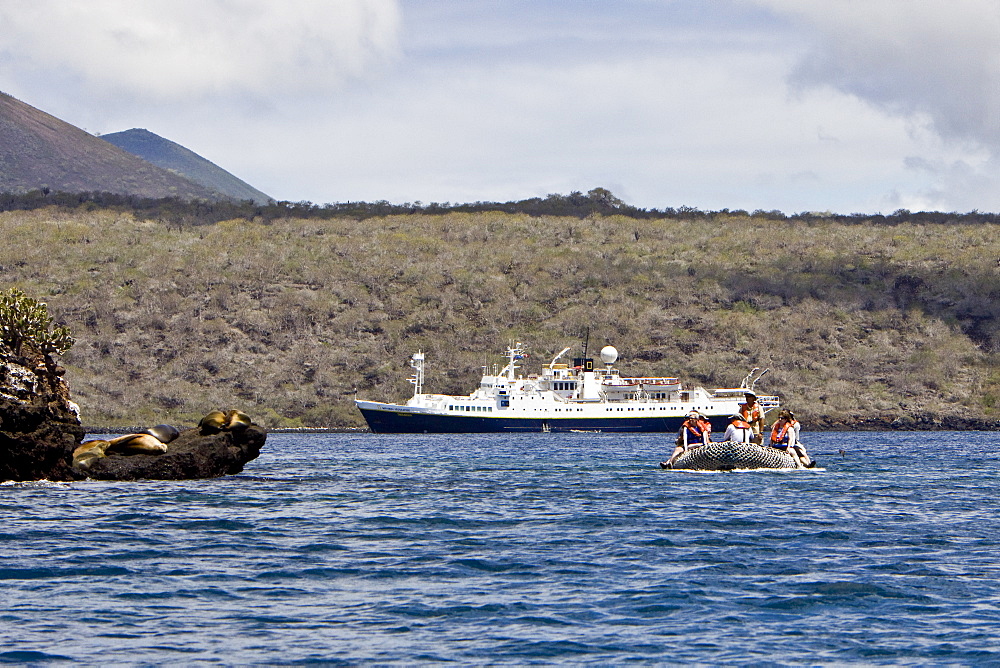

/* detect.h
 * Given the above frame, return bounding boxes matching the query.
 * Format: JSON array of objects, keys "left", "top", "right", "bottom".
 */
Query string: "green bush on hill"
[{"left": 0, "top": 287, "right": 74, "bottom": 357}]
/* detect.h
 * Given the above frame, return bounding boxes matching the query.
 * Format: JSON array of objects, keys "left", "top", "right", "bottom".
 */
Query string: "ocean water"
[{"left": 2, "top": 431, "right": 1000, "bottom": 665}]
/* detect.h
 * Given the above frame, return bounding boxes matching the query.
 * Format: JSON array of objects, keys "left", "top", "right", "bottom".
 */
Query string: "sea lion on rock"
[
  {"left": 72, "top": 431, "right": 171, "bottom": 470},
  {"left": 141, "top": 424, "right": 180, "bottom": 444},
  {"left": 72, "top": 440, "right": 111, "bottom": 469},
  {"left": 199, "top": 409, "right": 253, "bottom": 433},
  {"left": 223, "top": 410, "right": 252, "bottom": 431},
  {"left": 106, "top": 433, "right": 169, "bottom": 455},
  {"left": 199, "top": 410, "right": 227, "bottom": 434},
  {"left": 77, "top": 420, "right": 267, "bottom": 480}
]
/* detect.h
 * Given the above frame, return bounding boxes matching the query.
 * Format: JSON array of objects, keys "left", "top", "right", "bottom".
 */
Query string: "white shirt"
[{"left": 723, "top": 423, "right": 753, "bottom": 443}]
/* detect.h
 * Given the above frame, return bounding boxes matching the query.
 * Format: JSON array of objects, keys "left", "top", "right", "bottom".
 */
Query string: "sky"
[{"left": 1, "top": 0, "right": 998, "bottom": 214}]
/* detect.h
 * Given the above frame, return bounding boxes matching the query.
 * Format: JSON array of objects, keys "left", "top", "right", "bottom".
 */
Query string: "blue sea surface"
[{"left": 2, "top": 431, "right": 1000, "bottom": 664}]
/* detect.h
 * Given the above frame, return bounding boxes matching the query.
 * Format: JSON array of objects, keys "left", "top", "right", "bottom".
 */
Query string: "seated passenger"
[
  {"left": 661, "top": 411, "right": 710, "bottom": 468},
  {"left": 770, "top": 410, "right": 808, "bottom": 467},
  {"left": 784, "top": 410, "right": 814, "bottom": 467},
  {"left": 722, "top": 413, "right": 753, "bottom": 443}
]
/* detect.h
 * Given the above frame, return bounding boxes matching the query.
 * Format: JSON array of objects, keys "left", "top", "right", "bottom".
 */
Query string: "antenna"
[{"left": 408, "top": 352, "right": 425, "bottom": 397}]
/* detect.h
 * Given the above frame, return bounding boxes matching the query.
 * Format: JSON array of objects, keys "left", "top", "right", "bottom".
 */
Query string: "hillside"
[
  {"left": 101, "top": 129, "right": 272, "bottom": 204},
  {"left": 0, "top": 92, "right": 220, "bottom": 200},
  {"left": 0, "top": 204, "right": 998, "bottom": 431}
]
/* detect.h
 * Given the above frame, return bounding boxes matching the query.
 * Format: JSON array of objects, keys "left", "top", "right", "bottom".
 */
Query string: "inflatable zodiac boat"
[{"left": 661, "top": 440, "right": 806, "bottom": 471}]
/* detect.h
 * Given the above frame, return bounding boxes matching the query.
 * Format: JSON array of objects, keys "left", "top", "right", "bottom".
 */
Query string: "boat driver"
[
  {"left": 738, "top": 391, "right": 765, "bottom": 444},
  {"left": 661, "top": 411, "right": 710, "bottom": 468}
]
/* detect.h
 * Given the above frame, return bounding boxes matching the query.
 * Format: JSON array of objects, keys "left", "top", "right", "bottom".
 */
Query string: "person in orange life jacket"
[
  {"left": 738, "top": 391, "right": 765, "bottom": 444},
  {"left": 723, "top": 413, "right": 753, "bottom": 443},
  {"left": 782, "top": 409, "right": 814, "bottom": 467},
  {"left": 769, "top": 410, "right": 810, "bottom": 467},
  {"left": 661, "top": 411, "right": 710, "bottom": 468}
]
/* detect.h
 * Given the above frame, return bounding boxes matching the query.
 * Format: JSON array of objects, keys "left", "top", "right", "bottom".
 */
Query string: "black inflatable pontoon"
[{"left": 662, "top": 440, "right": 803, "bottom": 471}]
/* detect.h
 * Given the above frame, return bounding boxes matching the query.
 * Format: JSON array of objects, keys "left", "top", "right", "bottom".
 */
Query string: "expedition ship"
[{"left": 355, "top": 343, "right": 779, "bottom": 433}]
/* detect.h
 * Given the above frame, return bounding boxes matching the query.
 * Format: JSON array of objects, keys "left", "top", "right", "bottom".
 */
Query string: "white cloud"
[
  {"left": 0, "top": 0, "right": 401, "bottom": 101},
  {"left": 750, "top": 0, "right": 1000, "bottom": 210},
  {"left": 1, "top": 0, "right": 997, "bottom": 212},
  {"left": 237, "top": 43, "right": 941, "bottom": 213},
  {"left": 770, "top": 0, "right": 1000, "bottom": 147}
]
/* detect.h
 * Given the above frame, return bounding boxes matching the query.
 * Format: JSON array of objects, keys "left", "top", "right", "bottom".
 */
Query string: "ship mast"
[
  {"left": 501, "top": 342, "right": 525, "bottom": 381},
  {"left": 408, "top": 352, "right": 425, "bottom": 397}
]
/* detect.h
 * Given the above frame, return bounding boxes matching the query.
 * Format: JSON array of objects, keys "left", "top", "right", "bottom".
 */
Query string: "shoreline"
[{"left": 83, "top": 422, "right": 998, "bottom": 434}]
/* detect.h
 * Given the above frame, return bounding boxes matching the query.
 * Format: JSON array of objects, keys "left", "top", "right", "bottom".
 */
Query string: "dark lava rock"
[
  {"left": 78, "top": 424, "right": 267, "bottom": 481},
  {"left": 1, "top": 350, "right": 266, "bottom": 481},
  {"left": 0, "top": 353, "right": 85, "bottom": 482}
]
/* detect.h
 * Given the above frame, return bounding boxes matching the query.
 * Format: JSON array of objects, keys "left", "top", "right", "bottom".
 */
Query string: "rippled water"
[{"left": 3, "top": 431, "right": 1000, "bottom": 664}]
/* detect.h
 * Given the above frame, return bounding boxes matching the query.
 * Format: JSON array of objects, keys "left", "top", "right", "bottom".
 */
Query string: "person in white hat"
[{"left": 738, "top": 391, "right": 765, "bottom": 444}]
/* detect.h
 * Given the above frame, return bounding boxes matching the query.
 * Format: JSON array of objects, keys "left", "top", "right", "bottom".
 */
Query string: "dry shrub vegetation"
[{"left": 1, "top": 206, "right": 999, "bottom": 429}]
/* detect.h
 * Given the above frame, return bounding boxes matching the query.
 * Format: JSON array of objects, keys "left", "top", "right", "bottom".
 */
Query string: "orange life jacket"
[
  {"left": 684, "top": 419, "right": 707, "bottom": 440},
  {"left": 739, "top": 402, "right": 761, "bottom": 423},
  {"left": 730, "top": 419, "right": 751, "bottom": 429},
  {"left": 771, "top": 420, "right": 791, "bottom": 444}
]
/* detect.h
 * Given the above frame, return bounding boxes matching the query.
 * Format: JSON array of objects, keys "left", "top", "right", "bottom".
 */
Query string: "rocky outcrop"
[
  {"left": 0, "top": 350, "right": 266, "bottom": 481},
  {"left": 0, "top": 353, "right": 84, "bottom": 481},
  {"left": 75, "top": 422, "right": 266, "bottom": 481}
]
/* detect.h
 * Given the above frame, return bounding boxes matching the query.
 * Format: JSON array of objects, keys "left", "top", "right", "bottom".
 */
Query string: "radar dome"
[{"left": 600, "top": 345, "right": 619, "bottom": 365}]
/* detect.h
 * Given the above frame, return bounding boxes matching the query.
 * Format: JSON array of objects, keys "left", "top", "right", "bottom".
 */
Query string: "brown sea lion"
[
  {"left": 199, "top": 410, "right": 227, "bottom": 433},
  {"left": 72, "top": 440, "right": 111, "bottom": 469},
  {"left": 141, "top": 424, "right": 180, "bottom": 444},
  {"left": 223, "top": 410, "right": 252, "bottom": 431},
  {"left": 106, "top": 433, "right": 169, "bottom": 455}
]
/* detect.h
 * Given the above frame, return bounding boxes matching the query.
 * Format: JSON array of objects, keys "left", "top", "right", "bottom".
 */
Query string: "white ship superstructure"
[{"left": 356, "top": 343, "right": 778, "bottom": 433}]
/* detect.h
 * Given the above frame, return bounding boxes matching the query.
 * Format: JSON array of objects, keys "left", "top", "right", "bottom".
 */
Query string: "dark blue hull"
[{"left": 359, "top": 407, "right": 729, "bottom": 434}]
